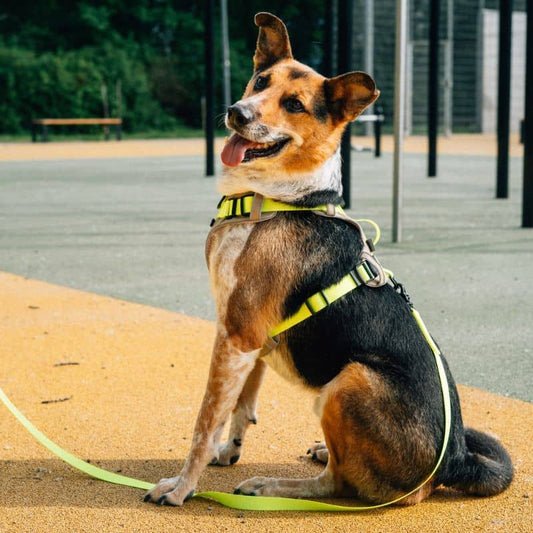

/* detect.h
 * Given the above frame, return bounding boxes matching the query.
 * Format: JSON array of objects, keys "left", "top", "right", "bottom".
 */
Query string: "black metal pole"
[
  {"left": 338, "top": 0, "right": 354, "bottom": 208},
  {"left": 204, "top": 0, "right": 215, "bottom": 177},
  {"left": 375, "top": 106, "right": 383, "bottom": 157},
  {"left": 496, "top": 0, "right": 513, "bottom": 198},
  {"left": 523, "top": 0, "right": 533, "bottom": 227},
  {"left": 428, "top": 0, "right": 440, "bottom": 178},
  {"left": 324, "top": 0, "right": 337, "bottom": 78}
]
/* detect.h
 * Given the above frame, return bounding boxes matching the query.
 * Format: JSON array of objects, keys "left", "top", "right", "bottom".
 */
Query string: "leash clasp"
[{"left": 389, "top": 275, "right": 413, "bottom": 307}]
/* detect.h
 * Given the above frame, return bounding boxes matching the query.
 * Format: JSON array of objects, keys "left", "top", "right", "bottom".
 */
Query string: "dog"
[{"left": 144, "top": 12, "right": 513, "bottom": 507}]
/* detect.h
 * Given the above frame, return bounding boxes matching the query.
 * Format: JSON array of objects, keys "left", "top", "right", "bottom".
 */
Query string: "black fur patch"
[
  {"left": 288, "top": 67, "right": 309, "bottom": 80},
  {"left": 277, "top": 213, "right": 448, "bottom": 400},
  {"left": 290, "top": 190, "right": 343, "bottom": 207},
  {"left": 313, "top": 97, "right": 329, "bottom": 123}
]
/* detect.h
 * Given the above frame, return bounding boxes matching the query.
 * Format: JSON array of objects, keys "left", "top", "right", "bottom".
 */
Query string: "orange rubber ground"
[{"left": 1, "top": 271, "right": 531, "bottom": 532}]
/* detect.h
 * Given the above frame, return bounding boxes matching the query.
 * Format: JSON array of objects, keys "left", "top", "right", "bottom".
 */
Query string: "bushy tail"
[{"left": 452, "top": 427, "right": 514, "bottom": 496}]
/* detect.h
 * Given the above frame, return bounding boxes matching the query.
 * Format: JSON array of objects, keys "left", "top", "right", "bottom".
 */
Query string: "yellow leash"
[
  {"left": 0, "top": 204, "right": 451, "bottom": 511},
  {"left": 0, "top": 315, "right": 450, "bottom": 511}
]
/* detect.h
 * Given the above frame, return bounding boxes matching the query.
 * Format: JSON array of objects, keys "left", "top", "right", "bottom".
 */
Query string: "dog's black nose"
[{"left": 227, "top": 104, "right": 254, "bottom": 127}]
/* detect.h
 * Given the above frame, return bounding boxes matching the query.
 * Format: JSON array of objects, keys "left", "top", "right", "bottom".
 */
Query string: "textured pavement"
[{"left": 0, "top": 136, "right": 532, "bottom": 531}]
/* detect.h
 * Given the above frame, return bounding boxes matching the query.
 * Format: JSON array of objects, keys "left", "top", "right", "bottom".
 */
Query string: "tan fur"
[
  {"left": 212, "top": 216, "right": 310, "bottom": 352},
  {"left": 217, "top": 58, "right": 374, "bottom": 200},
  {"left": 320, "top": 363, "right": 436, "bottom": 504}
]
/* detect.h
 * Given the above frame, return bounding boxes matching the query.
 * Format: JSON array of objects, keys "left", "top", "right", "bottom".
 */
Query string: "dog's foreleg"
[
  {"left": 210, "top": 358, "right": 267, "bottom": 466},
  {"left": 144, "top": 332, "right": 259, "bottom": 506},
  {"left": 235, "top": 465, "right": 337, "bottom": 498}
]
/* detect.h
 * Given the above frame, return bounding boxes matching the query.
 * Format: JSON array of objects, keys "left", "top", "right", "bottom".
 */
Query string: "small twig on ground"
[
  {"left": 41, "top": 396, "right": 72, "bottom": 404},
  {"left": 53, "top": 362, "right": 80, "bottom": 367}
]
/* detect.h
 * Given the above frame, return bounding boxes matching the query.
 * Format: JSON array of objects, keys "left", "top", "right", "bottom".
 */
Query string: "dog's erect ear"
[
  {"left": 324, "top": 72, "right": 380, "bottom": 123},
  {"left": 253, "top": 12, "right": 293, "bottom": 72}
]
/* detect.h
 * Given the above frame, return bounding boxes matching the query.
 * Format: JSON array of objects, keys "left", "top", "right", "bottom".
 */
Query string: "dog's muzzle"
[{"left": 226, "top": 104, "right": 257, "bottom": 129}]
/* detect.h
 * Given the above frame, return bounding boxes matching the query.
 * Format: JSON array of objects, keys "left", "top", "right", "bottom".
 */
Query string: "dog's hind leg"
[{"left": 210, "top": 359, "right": 267, "bottom": 466}]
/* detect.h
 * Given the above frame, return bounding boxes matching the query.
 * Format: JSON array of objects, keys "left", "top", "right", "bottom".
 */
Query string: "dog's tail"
[{"left": 450, "top": 427, "right": 513, "bottom": 496}]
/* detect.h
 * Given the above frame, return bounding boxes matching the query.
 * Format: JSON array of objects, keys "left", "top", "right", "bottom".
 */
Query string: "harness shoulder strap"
[{"left": 312, "top": 208, "right": 388, "bottom": 288}]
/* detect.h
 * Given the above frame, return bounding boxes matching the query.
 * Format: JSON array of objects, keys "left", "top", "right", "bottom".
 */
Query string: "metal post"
[
  {"left": 338, "top": 0, "right": 354, "bottom": 208},
  {"left": 204, "top": 0, "right": 215, "bottom": 177},
  {"left": 375, "top": 106, "right": 383, "bottom": 158},
  {"left": 393, "top": 0, "right": 408, "bottom": 243},
  {"left": 428, "top": 0, "right": 440, "bottom": 178},
  {"left": 496, "top": 0, "right": 513, "bottom": 199},
  {"left": 324, "top": 0, "right": 337, "bottom": 77},
  {"left": 443, "top": 0, "right": 454, "bottom": 137},
  {"left": 364, "top": 0, "right": 375, "bottom": 136},
  {"left": 220, "top": 0, "right": 231, "bottom": 110},
  {"left": 523, "top": 0, "right": 533, "bottom": 227}
]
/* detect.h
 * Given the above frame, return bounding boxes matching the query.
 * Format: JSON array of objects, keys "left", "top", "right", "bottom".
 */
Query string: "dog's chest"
[
  {"left": 206, "top": 217, "right": 324, "bottom": 387},
  {"left": 206, "top": 224, "right": 255, "bottom": 319}
]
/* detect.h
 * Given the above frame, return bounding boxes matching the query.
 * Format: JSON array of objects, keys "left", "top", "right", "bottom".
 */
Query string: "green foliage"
[
  {"left": 0, "top": 1, "right": 327, "bottom": 134},
  {"left": 0, "top": 45, "right": 179, "bottom": 133}
]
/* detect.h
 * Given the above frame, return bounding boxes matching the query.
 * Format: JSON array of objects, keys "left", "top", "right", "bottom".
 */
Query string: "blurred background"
[{"left": 0, "top": 0, "right": 527, "bottom": 140}]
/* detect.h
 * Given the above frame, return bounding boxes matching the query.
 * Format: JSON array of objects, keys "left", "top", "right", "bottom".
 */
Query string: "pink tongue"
[{"left": 221, "top": 133, "right": 256, "bottom": 167}]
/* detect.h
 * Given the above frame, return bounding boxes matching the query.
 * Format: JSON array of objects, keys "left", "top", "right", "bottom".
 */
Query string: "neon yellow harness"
[
  {"left": 212, "top": 194, "right": 389, "bottom": 352},
  {"left": 0, "top": 194, "right": 452, "bottom": 512}
]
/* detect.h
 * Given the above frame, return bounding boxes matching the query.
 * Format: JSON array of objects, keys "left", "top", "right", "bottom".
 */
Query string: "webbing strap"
[
  {"left": 269, "top": 262, "right": 374, "bottom": 338},
  {"left": 216, "top": 195, "right": 344, "bottom": 220}
]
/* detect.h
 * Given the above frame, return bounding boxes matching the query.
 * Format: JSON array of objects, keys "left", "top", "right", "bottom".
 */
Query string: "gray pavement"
[{"left": 1, "top": 151, "right": 531, "bottom": 401}]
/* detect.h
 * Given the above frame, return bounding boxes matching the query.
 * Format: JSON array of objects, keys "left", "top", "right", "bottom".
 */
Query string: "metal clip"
[{"left": 390, "top": 276, "right": 413, "bottom": 307}]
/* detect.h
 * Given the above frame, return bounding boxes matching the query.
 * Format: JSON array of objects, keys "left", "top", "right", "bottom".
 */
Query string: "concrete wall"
[{"left": 481, "top": 9, "right": 526, "bottom": 134}]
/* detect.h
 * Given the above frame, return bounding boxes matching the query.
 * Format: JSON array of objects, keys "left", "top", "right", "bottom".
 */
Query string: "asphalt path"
[{"left": 0, "top": 140, "right": 531, "bottom": 401}]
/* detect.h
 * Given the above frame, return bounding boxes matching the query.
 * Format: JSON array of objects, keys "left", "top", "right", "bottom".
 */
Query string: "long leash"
[
  {"left": 0, "top": 299, "right": 451, "bottom": 512},
  {"left": 1, "top": 356, "right": 449, "bottom": 511},
  {"left": 1, "top": 208, "right": 451, "bottom": 511}
]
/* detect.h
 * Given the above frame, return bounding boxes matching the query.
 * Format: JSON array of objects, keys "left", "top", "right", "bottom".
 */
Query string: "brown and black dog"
[{"left": 145, "top": 12, "right": 513, "bottom": 507}]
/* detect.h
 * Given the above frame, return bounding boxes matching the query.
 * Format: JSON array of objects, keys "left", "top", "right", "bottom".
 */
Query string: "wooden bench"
[{"left": 31, "top": 118, "right": 122, "bottom": 142}]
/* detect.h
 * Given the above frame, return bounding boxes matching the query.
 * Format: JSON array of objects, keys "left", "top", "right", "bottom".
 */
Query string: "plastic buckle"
[
  {"left": 305, "top": 291, "right": 329, "bottom": 315},
  {"left": 354, "top": 261, "right": 377, "bottom": 285}
]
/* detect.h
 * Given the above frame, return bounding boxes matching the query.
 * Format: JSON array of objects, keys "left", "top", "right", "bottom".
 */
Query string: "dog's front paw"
[
  {"left": 210, "top": 439, "right": 242, "bottom": 467},
  {"left": 307, "top": 441, "right": 329, "bottom": 464},
  {"left": 143, "top": 476, "right": 195, "bottom": 506},
  {"left": 234, "top": 476, "right": 276, "bottom": 496}
]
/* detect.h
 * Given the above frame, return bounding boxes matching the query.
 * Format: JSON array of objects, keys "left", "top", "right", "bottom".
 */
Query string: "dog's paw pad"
[
  {"left": 235, "top": 477, "right": 269, "bottom": 496},
  {"left": 307, "top": 442, "right": 329, "bottom": 464}
]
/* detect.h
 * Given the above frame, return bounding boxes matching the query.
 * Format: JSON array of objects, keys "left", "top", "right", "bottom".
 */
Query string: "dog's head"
[{"left": 219, "top": 12, "right": 379, "bottom": 199}]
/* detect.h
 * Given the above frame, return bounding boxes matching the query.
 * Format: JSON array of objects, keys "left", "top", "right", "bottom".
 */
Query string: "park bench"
[{"left": 31, "top": 118, "right": 122, "bottom": 142}]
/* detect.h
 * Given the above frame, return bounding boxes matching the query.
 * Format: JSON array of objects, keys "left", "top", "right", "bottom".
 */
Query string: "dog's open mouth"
[{"left": 221, "top": 133, "right": 290, "bottom": 167}]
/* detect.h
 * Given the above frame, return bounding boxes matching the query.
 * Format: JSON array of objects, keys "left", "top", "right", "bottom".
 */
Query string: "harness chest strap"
[
  {"left": 211, "top": 193, "right": 389, "bottom": 351},
  {"left": 211, "top": 193, "right": 388, "bottom": 285}
]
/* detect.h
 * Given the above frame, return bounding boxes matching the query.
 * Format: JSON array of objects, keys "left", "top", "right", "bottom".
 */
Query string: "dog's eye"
[
  {"left": 284, "top": 98, "right": 305, "bottom": 113},
  {"left": 254, "top": 76, "right": 268, "bottom": 91}
]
